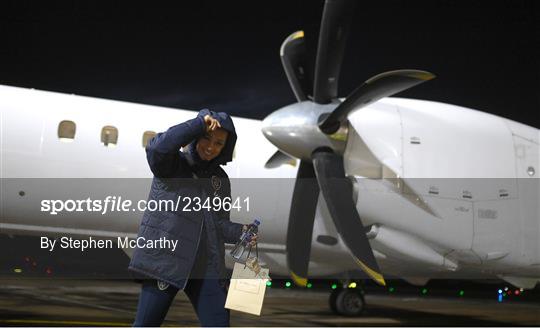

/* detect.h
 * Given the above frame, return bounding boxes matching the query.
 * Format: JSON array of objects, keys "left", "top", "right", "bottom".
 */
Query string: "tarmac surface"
[{"left": 0, "top": 279, "right": 539, "bottom": 326}]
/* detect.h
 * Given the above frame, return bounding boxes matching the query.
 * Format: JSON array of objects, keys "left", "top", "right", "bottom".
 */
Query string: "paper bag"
[{"left": 225, "top": 262, "right": 269, "bottom": 316}]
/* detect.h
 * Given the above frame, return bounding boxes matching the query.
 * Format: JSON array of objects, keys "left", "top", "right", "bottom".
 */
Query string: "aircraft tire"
[{"left": 331, "top": 288, "right": 365, "bottom": 316}]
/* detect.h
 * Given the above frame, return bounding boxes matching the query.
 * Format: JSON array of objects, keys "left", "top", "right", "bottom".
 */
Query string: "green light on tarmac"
[
  {"left": 266, "top": 281, "right": 272, "bottom": 287},
  {"left": 421, "top": 288, "right": 428, "bottom": 295},
  {"left": 307, "top": 283, "right": 312, "bottom": 288},
  {"left": 459, "top": 290, "right": 465, "bottom": 296},
  {"left": 331, "top": 284, "right": 337, "bottom": 290},
  {"left": 285, "top": 281, "right": 291, "bottom": 288}
]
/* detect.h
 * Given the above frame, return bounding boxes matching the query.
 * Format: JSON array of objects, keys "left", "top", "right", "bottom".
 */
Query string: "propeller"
[
  {"left": 311, "top": 150, "right": 385, "bottom": 285},
  {"left": 280, "top": 31, "right": 310, "bottom": 102},
  {"left": 319, "top": 70, "right": 435, "bottom": 134},
  {"left": 286, "top": 161, "right": 319, "bottom": 286},
  {"left": 263, "top": 0, "right": 435, "bottom": 287},
  {"left": 313, "top": 0, "right": 356, "bottom": 104}
]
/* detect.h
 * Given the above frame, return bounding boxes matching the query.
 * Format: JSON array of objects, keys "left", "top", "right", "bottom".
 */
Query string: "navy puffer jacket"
[{"left": 129, "top": 109, "right": 243, "bottom": 289}]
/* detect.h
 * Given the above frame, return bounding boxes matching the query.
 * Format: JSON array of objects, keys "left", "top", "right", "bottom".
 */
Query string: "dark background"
[{"left": 0, "top": 0, "right": 538, "bottom": 126}]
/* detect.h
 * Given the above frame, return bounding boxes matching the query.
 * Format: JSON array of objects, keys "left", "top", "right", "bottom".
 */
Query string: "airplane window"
[
  {"left": 101, "top": 126, "right": 118, "bottom": 147},
  {"left": 142, "top": 131, "right": 156, "bottom": 147},
  {"left": 58, "top": 120, "right": 76, "bottom": 142}
]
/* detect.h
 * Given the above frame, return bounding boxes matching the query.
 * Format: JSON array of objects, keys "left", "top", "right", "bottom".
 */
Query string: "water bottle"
[{"left": 230, "top": 219, "right": 260, "bottom": 261}]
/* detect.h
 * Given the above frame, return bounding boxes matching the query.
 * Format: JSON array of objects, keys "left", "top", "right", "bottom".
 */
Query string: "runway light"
[
  {"left": 421, "top": 288, "right": 428, "bottom": 295},
  {"left": 519, "top": 288, "right": 524, "bottom": 292},
  {"left": 498, "top": 289, "right": 503, "bottom": 294},
  {"left": 285, "top": 281, "right": 291, "bottom": 288},
  {"left": 266, "top": 281, "right": 272, "bottom": 287},
  {"left": 13, "top": 268, "right": 22, "bottom": 273},
  {"left": 459, "top": 290, "right": 465, "bottom": 297},
  {"left": 348, "top": 282, "right": 357, "bottom": 289},
  {"left": 503, "top": 292, "right": 507, "bottom": 297},
  {"left": 389, "top": 287, "right": 395, "bottom": 293},
  {"left": 514, "top": 290, "right": 520, "bottom": 296},
  {"left": 498, "top": 294, "right": 503, "bottom": 302},
  {"left": 504, "top": 287, "right": 509, "bottom": 291},
  {"left": 307, "top": 283, "right": 313, "bottom": 289},
  {"left": 331, "top": 284, "right": 337, "bottom": 290}
]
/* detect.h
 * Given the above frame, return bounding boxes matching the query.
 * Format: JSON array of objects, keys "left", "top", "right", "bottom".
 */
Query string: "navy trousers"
[
  {"left": 133, "top": 278, "right": 230, "bottom": 327},
  {"left": 133, "top": 226, "right": 230, "bottom": 326}
]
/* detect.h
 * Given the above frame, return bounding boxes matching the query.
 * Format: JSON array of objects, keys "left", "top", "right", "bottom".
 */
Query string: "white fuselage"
[{"left": 1, "top": 85, "right": 538, "bottom": 285}]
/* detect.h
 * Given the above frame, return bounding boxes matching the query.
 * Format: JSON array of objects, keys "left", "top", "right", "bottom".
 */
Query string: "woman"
[{"left": 129, "top": 109, "right": 251, "bottom": 326}]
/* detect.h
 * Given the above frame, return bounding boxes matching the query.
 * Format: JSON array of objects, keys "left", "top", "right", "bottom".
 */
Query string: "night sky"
[{"left": 1, "top": 0, "right": 538, "bottom": 127}]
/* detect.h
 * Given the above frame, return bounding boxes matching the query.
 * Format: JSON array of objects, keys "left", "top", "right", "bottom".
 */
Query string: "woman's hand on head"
[{"left": 204, "top": 115, "right": 221, "bottom": 132}]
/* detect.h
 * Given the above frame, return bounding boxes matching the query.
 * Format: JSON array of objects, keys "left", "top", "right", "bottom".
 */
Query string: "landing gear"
[{"left": 329, "top": 287, "right": 365, "bottom": 316}]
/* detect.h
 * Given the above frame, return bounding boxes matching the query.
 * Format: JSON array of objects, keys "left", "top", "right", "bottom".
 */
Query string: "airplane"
[{"left": 1, "top": 0, "right": 538, "bottom": 316}]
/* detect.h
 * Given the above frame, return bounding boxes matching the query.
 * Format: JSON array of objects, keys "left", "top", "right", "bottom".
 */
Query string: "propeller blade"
[
  {"left": 264, "top": 150, "right": 296, "bottom": 169},
  {"left": 313, "top": 0, "right": 356, "bottom": 104},
  {"left": 312, "top": 150, "right": 386, "bottom": 286},
  {"left": 319, "top": 69, "right": 436, "bottom": 134},
  {"left": 280, "top": 31, "right": 312, "bottom": 102},
  {"left": 286, "top": 160, "right": 320, "bottom": 286}
]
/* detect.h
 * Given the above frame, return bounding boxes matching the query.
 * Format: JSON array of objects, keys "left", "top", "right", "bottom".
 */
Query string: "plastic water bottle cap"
[{"left": 253, "top": 219, "right": 261, "bottom": 226}]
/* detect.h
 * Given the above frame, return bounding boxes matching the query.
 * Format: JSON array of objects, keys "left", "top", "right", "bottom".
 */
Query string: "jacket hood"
[{"left": 186, "top": 109, "right": 237, "bottom": 171}]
